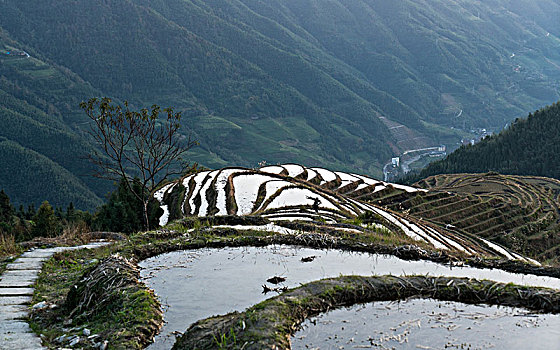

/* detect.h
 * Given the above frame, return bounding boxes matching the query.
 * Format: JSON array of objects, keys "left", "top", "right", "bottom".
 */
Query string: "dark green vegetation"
[
  {"left": 0, "top": 32, "right": 107, "bottom": 210},
  {"left": 372, "top": 173, "right": 560, "bottom": 264},
  {"left": 94, "top": 179, "right": 162, "bottom": 234},
  {"left": 0, "top": 175, "right": 165, "bottom": 251},
  {"left": 174, "top": 275, "right": 560, "bottom": 349},
  {"left": 0, "top": 187, "right": 94, "bottom": 244},
  {"left": 1, "top": 0, "right": 559, "bottom": 208},
  {"left": 411, "top": 102, "right": 560, "bottom": 180}
]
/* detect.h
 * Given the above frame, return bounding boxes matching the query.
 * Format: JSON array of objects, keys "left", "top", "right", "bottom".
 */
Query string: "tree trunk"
[{"left": 142, "top": 200, "right": 150, "bottom": 231}]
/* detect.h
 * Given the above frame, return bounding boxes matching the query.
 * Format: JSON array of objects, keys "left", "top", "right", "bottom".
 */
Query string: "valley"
[
  {"left": 1, "top": 0, "right": 560, "bottom": 207},
  {"left": 0, "top": 1, "right": 560, "bottom": 349}
]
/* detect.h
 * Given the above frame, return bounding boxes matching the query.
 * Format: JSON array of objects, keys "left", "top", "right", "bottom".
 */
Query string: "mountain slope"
[
  {"left": 142, "top": 0, "right": 560, "bottom": 127},
  {"left": 0, "top": 138, "right": 101, "bottom": 210},
  {"left": 0, "top": 0, "right": 559, "bottom": 208},
  {"left": 0, "top": 33, "right": 108, "bottom": 209},
  {"left": 411, "top": 101, "right": 560, "bottom": 180},
  {"left": 0, "top": 0, "right": 396, "bottom": 175}
]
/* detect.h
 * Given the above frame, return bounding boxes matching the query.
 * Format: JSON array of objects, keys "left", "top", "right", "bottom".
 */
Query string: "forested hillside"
[
  {"left": 0, "top": 0, "right": 559, "bottom": 209},
  {"left": 0, "top": 33, "right": 108, "bottom": 209},
  {"left": 410, "top": 102, "right": 560, "bottom": 180}
]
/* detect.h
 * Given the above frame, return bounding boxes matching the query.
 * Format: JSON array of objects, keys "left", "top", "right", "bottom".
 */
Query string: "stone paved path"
[{"left": 0, "top": 242, "right": 110, "bottom": 349}]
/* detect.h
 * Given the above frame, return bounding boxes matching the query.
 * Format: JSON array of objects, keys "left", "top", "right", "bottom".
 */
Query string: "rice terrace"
[
  {"left": 6, "top": 163, "right": 559, "bottom": 349},
  {"left": 2, "top": 1, "right": 560, "bottom": 349}
]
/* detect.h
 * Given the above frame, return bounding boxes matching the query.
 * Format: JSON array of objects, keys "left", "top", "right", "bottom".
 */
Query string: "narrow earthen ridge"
[
  {"left": 174, "top": 275, "right": 560, "bottom": 349},
  {"left": 0, "top": 242, "right": 109, "bottom": 349}
]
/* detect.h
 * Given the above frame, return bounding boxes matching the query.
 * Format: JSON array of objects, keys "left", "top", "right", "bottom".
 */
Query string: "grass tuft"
[{"left": 0, "top": 233, "right": 21, "bottom": 257}]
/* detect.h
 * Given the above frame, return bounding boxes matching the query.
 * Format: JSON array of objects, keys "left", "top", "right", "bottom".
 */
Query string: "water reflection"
[
  {"left": 293, "top": 299, "right": 560, "bottom": 349},
  {"left": 139, "top": 246, "right": 560, "bottom": 349}
]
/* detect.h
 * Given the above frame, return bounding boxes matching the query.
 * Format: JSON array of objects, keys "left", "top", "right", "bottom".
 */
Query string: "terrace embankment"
[
  {"left": 155, "top": 165, "right": 536, "bottom": 262},
  {"left": 28, "top": 213, "right": 560, "bottom": 349},
  {"left": 173, "top": 275, "right": 560, "bottom": 349},
  {"left": 368, "top": 173, "right": 560, "bottom": 264}
]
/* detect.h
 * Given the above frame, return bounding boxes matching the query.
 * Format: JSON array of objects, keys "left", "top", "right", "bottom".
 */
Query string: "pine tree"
[
  {"left": 17, "top": 205, "right": 26, "bottom": 220},
  {"left": 32, "top": 201, "right": 60, "bottom": 238},
  {"left": 26, "top": 204, "right": 36, "bottom": 220},
  {"left": 66, "top": 202, "right": 76, "bottom": 222},
  {"left": 93, "top": 178, "right": 161, "bottom": 234},
  {"left": 0, "top": 190, "right": 14, "bottom": 224}
]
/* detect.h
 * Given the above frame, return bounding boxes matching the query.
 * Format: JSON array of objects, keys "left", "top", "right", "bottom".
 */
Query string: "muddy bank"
[
  {"left": 132, "top": 229, "right": 448, "bottom": 263},
  {"left": 173, "top": 275, "right": 560, "bottom": 349},
  {"left": 70, "top": 255, "right": 162, "bottom": 348}
]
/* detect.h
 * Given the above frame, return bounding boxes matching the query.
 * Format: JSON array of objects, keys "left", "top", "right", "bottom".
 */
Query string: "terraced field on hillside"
[
  {"left": 155, "top": 165, "right": 538, "bottom": 264},
  {"left": 368, "top": 173, "right": 560, "bottom": 264}
]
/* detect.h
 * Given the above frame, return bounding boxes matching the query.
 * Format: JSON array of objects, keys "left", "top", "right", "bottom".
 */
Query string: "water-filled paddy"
[
  {"left": 292, "top": 299, "right": 560, "bottom": 349},
  {"left": 139, "top": 245, "right": 560, "bottom": 349}
]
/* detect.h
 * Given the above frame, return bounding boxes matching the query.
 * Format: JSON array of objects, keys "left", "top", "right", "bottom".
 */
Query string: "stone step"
[
  {"left": 20, "top": 251, "right": 55, "bottom": 259},
  {"left": 0, "top": 296, "right": 33, "bottom": 306},
  {"left": 0, "top": 332, "right": 44, "bottom": 349},
  {"left": 0, "top": 287, "right": 34, "bottom": 296},
  {"left": 0, "top": 275, "right": 38, "bottom": 288},
  {"left": 0, "top": 305, "right": 29, "bottom": 323},
  {"left": 1, "top": 305, "right": 28, "bottom": 314},
  {"left": 0, "top": 242, "right": 110, "bottom": 350},
  {"left": 0, "top": 270, "right": 40, "bottom": 278},
  {"left": 5, "top": 260, "right": 44, "bottom": 270},
  {"left": 0, "top": 320, "right": 32, "bottom": 333},
  {"left": 0, "top": 309, "right": 28, "bottom": 321},
  {"left": 13, "top": 257, "right": 50, "bottom": 264}
]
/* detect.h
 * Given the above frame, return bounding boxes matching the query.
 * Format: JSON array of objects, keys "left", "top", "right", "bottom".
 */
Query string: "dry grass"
[
  {"left": 0, "top": 233, "right": 21, "bottom": 257},
  {"left": 31, "top": 250, "right": 162, "bottom": 350},
  {"left": 60, "top": 221, "right": 91, "bottom": 244},
  {"left": 21, "top": 222, "right": 93, "bottom": 249}
]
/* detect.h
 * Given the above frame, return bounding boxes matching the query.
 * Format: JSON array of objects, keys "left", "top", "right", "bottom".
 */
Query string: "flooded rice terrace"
[
  {"left": 292, "top": 299, "right": 560, "bottom": 349},
  {"left": 139, "top": 245, "right": 560, "bottom": 349}
]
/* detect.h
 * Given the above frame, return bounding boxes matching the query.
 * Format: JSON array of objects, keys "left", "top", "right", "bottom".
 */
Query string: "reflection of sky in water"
[
  {"left": 293, "top": 299, "right": 560, "bottom": 349},
  {"left": 139, "top": 246, "right": 560, "bottom": 350}
]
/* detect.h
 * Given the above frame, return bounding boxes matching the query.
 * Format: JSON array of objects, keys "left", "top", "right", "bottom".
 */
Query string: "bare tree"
[{"left": 80, "top": 97, "right": 197, "bottom": 230}]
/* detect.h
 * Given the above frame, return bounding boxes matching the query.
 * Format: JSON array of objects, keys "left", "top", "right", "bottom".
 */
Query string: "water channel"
[{"left": 139, "top": 245, "right": 560, "bottom": 349}]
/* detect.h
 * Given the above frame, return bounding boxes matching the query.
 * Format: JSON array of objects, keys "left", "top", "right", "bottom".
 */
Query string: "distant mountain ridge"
[{"left": 0, "top": 0, "right": 559, "bottom": 209}]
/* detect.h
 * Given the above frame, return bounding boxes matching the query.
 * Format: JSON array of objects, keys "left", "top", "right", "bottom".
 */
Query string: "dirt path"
[{"left": 0, "top": 242, "right": 109, "bottom": 349}]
